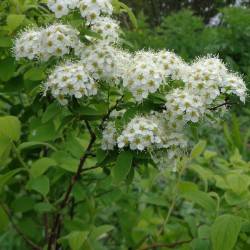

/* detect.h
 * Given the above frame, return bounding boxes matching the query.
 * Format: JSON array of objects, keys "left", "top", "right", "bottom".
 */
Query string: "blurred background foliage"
[{"left": 124, "top": 4, "right": 250, "bottom": 84}]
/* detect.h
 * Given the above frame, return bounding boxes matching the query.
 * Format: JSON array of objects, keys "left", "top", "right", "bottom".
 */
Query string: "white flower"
[
  {"left": 48, "top": 0, "right": 80, "bottom": 18},
  {"left": 90, "top": 17, "right": 120, "bottom": 44},
  {"left": 13, "top": 28, "right": 41, "bottom": 60},
  {"left": 117, "top": 116, "right": 162, "bottom": 151},
  {"left": 122, "top": 51, "right": 165, "bottom": 102},
  {"left": 49, "top": 0, "right": 70, "bottom": 18},
  {"left": 221, "top": 73, "right": 247, "bottom": 103},
  {"left": 13, "top": 24, "right": 80, "bottom": 62},
  {"left": 165, "top": 88, "right": 206, "bottom": 124},
  {"left": 155, "top": 50, "right": 189, "bottom": 80},
  {"left": 101, "top": 121, "right": 117, "bottom": 150},
  {"left": 76, "top": 42, "right": 131, "bottom": 82},
  {"left": 79, "top": 0, "right": 113, "bottom": 23},
  {"left": 39, "top": 24, "right": 80, "bottom": 61},
  {"left": 44, "top": 61, "right": 97, "bottom": 105},
  {"left": 183, "top": 56, "right": 228, "bottom": 104},
  {"left": 48, "top": 0, "right": 113, "bottom": 22}
]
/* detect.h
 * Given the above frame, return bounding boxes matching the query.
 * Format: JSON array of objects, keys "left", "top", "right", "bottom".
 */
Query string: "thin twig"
[
  {"left": 85, "top": 120, "right": 96, "bottom": 139},
  {"left": 0, "top": 202, "right": 42, "bottom": 250},
  {"left": 12, "top": 143, "right": 28, "bottom": 169},
  {"left": 81, "top": 165, "right": 101, "bottom": 172},
  {"left": 157, "top": 163, "right": 187, "bottom": 236},
  {"left": 209, "top": 102, "right": 237, "bottom": 111},
  {"left": 99, "top": 95, "right": 124, "bottom": 130},
  {"left": 44, "top": 214, "right": 49, "bottom": 242}
]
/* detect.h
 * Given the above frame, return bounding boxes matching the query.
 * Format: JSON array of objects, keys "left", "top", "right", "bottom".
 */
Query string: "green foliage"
[
  {"left": 125, "top": 7, "right": 250, "bottom": 86},
  {"left": 211, "top": 214, "right": 242, "bottom": 250},
  {"left": 112, "top": 150, "right": 133, "bottom": 184}
]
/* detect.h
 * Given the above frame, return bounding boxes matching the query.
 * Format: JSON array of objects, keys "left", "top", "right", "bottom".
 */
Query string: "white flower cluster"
[
  {"left": 150, "top": 112, "right": 188, "bottom": 158},
  {"left": 221, "top": 73, "right": 247, "bottom": 103},
  {"left": 47, "top": 0, "right": 79, "bottom": 18},
  {"left": 155, "top": 50, "right": 188, "bottom": 80},
  {"left": 101, "top": 122, "right": 117, "bottom": 150},
  {"left": 76, "top": 42, "right": 131, "bottom": 81},
  {"left": 44, "top": 62, "right": 97, "bottom": 105},
  {"left": 47, "top": 0, "right": 113, "bottom": 23},
  {"left": 89, "top": 17, "right": 120, "bottom": 44},
  {"left": 13, "top": 29, "right": 41, "bottom": 60},
  {"left": 13, "top": 0, "right": 247, "bottom": 163},
  {"left": 79, "top": 0, "right": 113, "bottom": 23},
  {"left": 40, "top": 24, "right": 80, "bottom": 61},
  {"left": 165, "top": 88, "right": 205, "bottom": 124},
  {"left": 182, "top": 57, "right": 227, "bottom": 104},
  {"left": 122, "top": 52, "right": 165, "bottom": 102},
  {"left": 117, "top": 117, "right": 162, "bottom": 151},
  {"left": 120, "top": 52, "right": 247, "bottom": 104},
  {"left": 14, "top": 24, "right": 80, "bottom": 61}
]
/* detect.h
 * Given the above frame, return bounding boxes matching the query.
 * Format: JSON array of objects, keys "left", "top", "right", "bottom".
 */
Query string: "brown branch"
[
  {"left": 0, "top": 202, "right": 42, "bottom": 250},
  {"left": 48, "top": 97, "right": 124, "bottom": 250},
  {"left": 48, "top": 132, "right": 96, "bottom": 250},
  {"left": 44, "top": 214, "right": 49, "bottom": 242},
  {"left": 209, "top": 102, "right": 237, "bottom": 111},
  {"left": 81, "top": 165, "right": 101, "bottom": 172},
  {"left": 139, "top": 239, "right": 192, "bottom": 250},
  {"left": 85, "top": 120, "right": 96, "bottom": 139}
]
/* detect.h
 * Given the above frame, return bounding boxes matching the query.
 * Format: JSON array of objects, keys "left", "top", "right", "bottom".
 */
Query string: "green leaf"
[
  {"left": 64, "top": 135, "right": 85, "bottom": 158},
  {"left": 27, "top": 176, "right": 50, "bottom": 196},
  {"left": 204, "top": 150, "right": 217, "bottom": 160},
  {"left": 64, "top": 231, "right": 89, "bottom": 250},
  {"left": 96, "top": 148, "right": 107, "bottom": 164},
  {"left": 0, "top": 116, "right": 21, "bottom": 141},
  {"left": 0, "top": 58, "right": 16, "bottom": 81},
  {"left": 189, "top": 164, "right": 214, "bottom": 191},
  {"left": 231, "top": 114, "right": 243, "bottom": 152},
  {"left": 224, "top": 190, "right": 250, "bottom": 206},
  {"left": 34, "top": 202, "right": 54, "bottom": 213},
  {"left": 141, "top": 194, "right": 167, "bottom": 207},
  {"left": 24, "top": 67, "right": 46, "bottom": 81},
  {"left": 0, "top": 134, "right": 12, "bottom": 160},
  {"left": 76, "top": 106, "right": 107, "bottom": 121},
  {"left": 6, "top": 14, "right": 25, "bottom": 31},
  {"left": 178, "top": 181, "right": 199, "bottom": 193},
  {"left": 116, "top": 2, "right": 137, "bottom": 28},
  {"left": 28, "top": 122, "right": 58, "bottom": 142},
  {"left": 30, "top": 157, "right": 56, "bottom": 178},
  {"left": 211, "top": 214, "right": 242, "bottom": 250},
  {"left": 224, "top": 123, "right": 234, "bottom": 150},
  {"left": 0, "top": 169, "right": 23, "bottom": 193},
  {"left": 226, "top": 173, "right": 250, "bottom": 194},
  {"left": 112, "top": 151, "right": 133, "bottom": 184},
  {"left": 52, "top": 151, "right": 79, "bottom": 173},
  {"left": 190, "top": 140, "right": 206, "bottom": 159},
  {"left": 0, "top": 36, "right": 12, "bottom": 47},
  {"left": 11, "top": 196, "right": 35, "bottom": 213},
  {"left": 42, "top": 103, "right": 60, "bottom": 123},
  {"left": 0, "top": 206, "right": 9, "bottom": 232},
  {"left": 90, "top": 225, "right": 114, "bottom": 240},
  {"left": 18, "top": 141, "right": 57, "bottom": 152},
  {"left": 179, "top": 189, "right": 216, "bottom": 212}
]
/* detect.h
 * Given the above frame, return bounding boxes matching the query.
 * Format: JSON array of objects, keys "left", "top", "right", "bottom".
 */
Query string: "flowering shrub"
[
  {"left": 0, "top": 0, "right": 249, "bottom": 250},
  {"left": 12, "top": 0, "right": 247, "bottom": 160}
]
